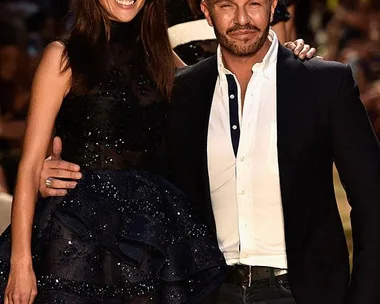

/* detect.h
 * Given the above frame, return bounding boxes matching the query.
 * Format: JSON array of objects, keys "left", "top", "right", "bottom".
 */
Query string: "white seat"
[
  {"left": 0, "top": 192, "right": 12, "bottom": 234},
  {"left": 168, "top": 19, "right": 216, "bottom": 48}
]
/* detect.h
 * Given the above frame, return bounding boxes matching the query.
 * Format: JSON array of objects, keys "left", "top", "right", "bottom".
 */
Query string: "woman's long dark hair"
[{"left": 61, "top": 0, "right": 175, "bottom": 98}]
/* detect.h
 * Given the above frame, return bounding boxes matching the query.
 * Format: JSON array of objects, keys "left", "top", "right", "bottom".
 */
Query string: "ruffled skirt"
[{"left": 0, "top": 170, "right": 226, "bottom": 303}]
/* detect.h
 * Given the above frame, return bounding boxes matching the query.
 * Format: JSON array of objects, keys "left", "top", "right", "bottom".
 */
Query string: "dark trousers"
[{"left": 199, "top": 275, "right": 296, "bottom": 304}]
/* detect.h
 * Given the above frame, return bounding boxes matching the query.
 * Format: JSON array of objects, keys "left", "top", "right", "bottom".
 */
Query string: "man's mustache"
[{"left": 227, "top": 24, "right": 261, "bottom": 34}]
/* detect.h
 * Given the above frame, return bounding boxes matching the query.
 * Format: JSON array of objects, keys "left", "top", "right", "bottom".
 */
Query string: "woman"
[{"left": 0, "top": 0, "right": 227, "bottom": 303}]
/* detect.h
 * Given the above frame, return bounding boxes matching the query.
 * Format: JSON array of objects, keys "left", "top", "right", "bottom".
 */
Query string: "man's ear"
[
  {"left": 200, "top": 0, "right": 214, "bottom": 27},
  {"left": 270, "top": 0, "right": 278, "bottom": 24}
]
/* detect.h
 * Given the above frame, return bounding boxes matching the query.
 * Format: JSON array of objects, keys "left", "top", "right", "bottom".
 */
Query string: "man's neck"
[
  {"left": 220, "top": 38, "right": 272, "bottom": 76},
  {"left": 220, "top": 38, "right": 272, "bottom": 106}
]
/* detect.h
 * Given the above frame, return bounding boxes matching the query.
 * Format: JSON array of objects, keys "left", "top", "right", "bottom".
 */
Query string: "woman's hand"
[{"left": 4, "top": 264, "right": 37, "bottom": 304}]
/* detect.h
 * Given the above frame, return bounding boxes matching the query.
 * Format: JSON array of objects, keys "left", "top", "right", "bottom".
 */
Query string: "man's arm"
[{"left": 331, "top": 65, "right": 380, "bottom": 303}]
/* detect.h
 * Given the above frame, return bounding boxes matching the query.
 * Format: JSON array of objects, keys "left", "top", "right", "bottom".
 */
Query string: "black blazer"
[{"left": 166, "top": 45, "right": 380, "bottom": 304}]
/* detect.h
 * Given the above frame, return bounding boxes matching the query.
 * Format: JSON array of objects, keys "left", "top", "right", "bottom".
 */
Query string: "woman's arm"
[{"left": 5, "top": 41, "right": 71, "bottom": 304}]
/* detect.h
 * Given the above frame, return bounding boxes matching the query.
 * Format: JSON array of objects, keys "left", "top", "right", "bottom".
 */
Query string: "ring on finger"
[{"left": 45, "top": 177, "right": 53, "bottom": 188}]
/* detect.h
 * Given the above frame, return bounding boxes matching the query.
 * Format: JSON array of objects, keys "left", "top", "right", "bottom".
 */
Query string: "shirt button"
[
  {"left": 240, "top": 157, "right": 245, "bottom": 162},
  {"left": 230, "top": 94, "right": 235, "bottom": 99},
  {"left": 240, "top": 190, "right": 245, "bottom": 195},
  {"left": 232, "top": 125, "right": 238, "bottom": 130}
]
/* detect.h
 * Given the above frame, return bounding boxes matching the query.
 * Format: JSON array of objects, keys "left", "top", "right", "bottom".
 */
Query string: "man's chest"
[{"left": 208, "top": 71, "right": 277, "bottom": 157}]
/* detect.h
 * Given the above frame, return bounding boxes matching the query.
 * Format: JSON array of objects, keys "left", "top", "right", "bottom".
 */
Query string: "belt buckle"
[{"left": 248, "top": 265, "right": 252, "bottom": 287}]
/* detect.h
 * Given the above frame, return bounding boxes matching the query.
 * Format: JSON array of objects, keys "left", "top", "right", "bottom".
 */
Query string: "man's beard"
[{"left": 213, "top": 16, "right": 271, "bottom": 57}]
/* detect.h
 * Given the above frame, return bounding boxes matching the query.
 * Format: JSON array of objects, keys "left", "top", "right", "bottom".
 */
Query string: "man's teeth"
[{"left": 115, "top": 0, "right": 136, "bottom": 5}]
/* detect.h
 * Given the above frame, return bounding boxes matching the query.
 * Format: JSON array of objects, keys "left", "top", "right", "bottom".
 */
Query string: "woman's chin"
[{"left": 102, "top": 0, "right": 146, "bottom": 23}]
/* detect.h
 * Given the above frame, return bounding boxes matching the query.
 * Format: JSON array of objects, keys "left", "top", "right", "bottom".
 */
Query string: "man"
[
  {"left": 165, "top": 0, "right": 380, "bottom": 303},
  {"left": 37, "top": 0, "right": 380, "bottom": 303}
]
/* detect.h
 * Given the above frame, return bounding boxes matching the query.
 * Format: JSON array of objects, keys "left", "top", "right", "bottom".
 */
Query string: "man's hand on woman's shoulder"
[{"left": 284, "top": 39, "right": 319, "bottom": 60}]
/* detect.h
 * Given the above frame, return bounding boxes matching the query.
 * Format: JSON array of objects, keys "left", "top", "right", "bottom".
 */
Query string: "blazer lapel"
[
  {"left": 179, "top": 55, "right": 219, "bottom": 231},
  {"left": 276, "top": 45, "right": 314, "bottom": 205},
  {"left": 199, "top": 56, "right": 219, "bottom": 231}
]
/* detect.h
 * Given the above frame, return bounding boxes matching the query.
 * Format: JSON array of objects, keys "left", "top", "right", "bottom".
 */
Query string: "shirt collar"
[{"left": 217, "top": 29, "right": 278, "bottom": 80}]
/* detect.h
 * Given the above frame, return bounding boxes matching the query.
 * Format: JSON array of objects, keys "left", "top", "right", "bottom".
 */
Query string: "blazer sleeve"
[{"left": 331, "top": 65, "right": 380, "bottom": 303}]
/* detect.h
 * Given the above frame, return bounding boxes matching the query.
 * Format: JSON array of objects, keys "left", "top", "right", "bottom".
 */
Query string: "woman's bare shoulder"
[{"left": 41, "top": 41, "right": 68, "bottom": 70}]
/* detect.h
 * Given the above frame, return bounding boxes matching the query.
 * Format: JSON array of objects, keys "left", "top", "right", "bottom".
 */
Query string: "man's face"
[{"left": 201, "top": 0, "right": 277, "bottom": 57}]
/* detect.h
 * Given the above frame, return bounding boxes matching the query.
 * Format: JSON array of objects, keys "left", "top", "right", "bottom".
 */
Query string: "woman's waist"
[
  {"left": 59, "top": 152, "right": 168, "bottom": 179},
  {"left": 62, "top": 148, "right": 164, "bottom": 168}
]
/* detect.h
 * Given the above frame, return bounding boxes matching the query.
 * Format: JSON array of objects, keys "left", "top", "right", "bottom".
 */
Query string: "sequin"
[{"left": 0, "top": 21, "right": 226, "bottom": 303}]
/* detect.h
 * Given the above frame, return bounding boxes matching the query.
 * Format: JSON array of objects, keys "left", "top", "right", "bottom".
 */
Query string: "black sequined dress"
[{"left": 0, "top": 21, "right": 226, "bottom": 303}]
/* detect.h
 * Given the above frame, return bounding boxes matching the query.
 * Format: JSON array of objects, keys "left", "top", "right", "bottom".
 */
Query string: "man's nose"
[{"left": 235, "top": 7, "right": 250, "bottom": 25}]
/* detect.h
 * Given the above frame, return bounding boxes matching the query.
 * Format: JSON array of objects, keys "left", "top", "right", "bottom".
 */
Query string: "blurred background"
[{"left": 1, "top": 0, "right": 380, "bottom": 256}]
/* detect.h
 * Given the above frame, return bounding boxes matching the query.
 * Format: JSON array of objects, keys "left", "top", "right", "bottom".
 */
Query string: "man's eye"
[
  {"left": 249, "top": 1, "right": 259, "bottom": 6},
  {"left": 221, "top": 4, "right": 232, "bottom": 8}
]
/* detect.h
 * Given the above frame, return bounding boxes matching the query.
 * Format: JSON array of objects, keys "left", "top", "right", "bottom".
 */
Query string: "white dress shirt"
[{"left": 207, "top": 30, "right": 287, "bottom": 269}]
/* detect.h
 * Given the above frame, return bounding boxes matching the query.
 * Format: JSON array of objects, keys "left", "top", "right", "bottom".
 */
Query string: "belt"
[{"left": 226, "top": 265, "right": 287, "bottom": 287}]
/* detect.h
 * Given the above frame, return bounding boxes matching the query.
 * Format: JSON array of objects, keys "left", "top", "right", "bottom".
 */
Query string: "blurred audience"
[
  {"left": 323, "top": 0, "right": 380, "bottom": 136},
  {"left": 0, "top": 33, "right": 30, "bottom": 194}
]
